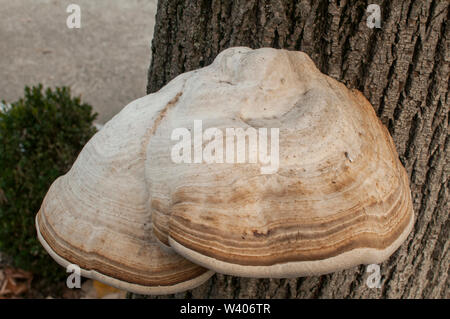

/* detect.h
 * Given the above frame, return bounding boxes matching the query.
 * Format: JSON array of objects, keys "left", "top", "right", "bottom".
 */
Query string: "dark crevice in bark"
[
  {"left": 422, "top": 178, "right": 449, "bottom": 298},
  {"left": 389, "top": 22, "right": 423, "bottom": 140},
  {"left": 404, "top": 113, "right": 420, "bottom": 160},
  {"left": 272, "top": 29, "right": 281, "bottom": 49},
  {"left": 376, "top": 26, "right": 401, "bottom": 119},
  {"left": 312, "top": 275, "right": 327, "bottom": 298},
  {"left": 314, "top": 0, "right": 330, "bottom": 73}
]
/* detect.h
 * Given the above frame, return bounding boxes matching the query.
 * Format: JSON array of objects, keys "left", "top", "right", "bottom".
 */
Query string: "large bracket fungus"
[{"left": 36, "top": 47, "right": 414, "bottom": 294}]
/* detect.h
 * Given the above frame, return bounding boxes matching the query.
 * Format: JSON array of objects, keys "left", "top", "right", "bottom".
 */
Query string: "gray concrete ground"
[{"left": 0, "top": 0, "right": 157, "bottom": 123}]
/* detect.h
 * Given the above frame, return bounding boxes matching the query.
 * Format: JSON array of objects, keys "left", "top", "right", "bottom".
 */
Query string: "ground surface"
[{"left": 0, "top": 0, "right": 157, "bottom": 123}]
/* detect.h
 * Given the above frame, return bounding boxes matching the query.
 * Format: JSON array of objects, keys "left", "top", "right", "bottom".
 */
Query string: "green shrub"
[{"left": 0, "top": 85, "right": 97, "bottom": 283}]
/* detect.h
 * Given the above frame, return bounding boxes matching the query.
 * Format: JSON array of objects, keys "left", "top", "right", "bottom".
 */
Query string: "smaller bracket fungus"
[{"left": 35, "top": 82, "right": 214, "bottom": 294}]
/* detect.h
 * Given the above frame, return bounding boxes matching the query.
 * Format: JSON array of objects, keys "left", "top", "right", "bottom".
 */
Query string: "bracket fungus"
[
  {"left": 35, "top": 81, "right": 215, "bottom": 294},
  {"left": 36, "top": 47, "right": 414, "bottom": 293}
]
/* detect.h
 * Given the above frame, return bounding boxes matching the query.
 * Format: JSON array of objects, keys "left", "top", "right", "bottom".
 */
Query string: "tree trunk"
[{"left": 141, "top": 0, "right": 448, "bottom": 298}]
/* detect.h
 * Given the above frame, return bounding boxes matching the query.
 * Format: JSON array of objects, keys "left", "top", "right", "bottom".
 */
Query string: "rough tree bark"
[{"left": 140, "top": 0, "right": 448, "bottom": 298}]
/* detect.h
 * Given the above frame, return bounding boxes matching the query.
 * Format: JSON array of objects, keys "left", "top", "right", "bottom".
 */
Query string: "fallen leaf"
[{"left": 0, "top": 267, "right": 33, "bottom": 298}]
